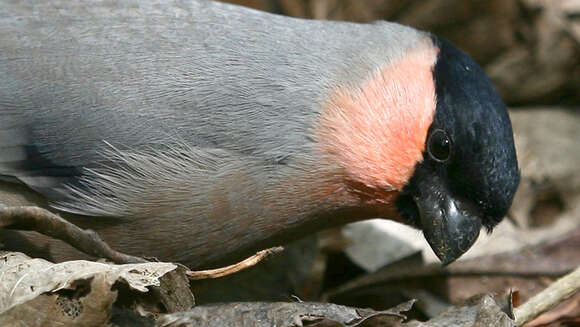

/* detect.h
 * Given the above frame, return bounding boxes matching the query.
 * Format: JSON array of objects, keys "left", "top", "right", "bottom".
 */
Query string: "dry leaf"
[{"left": 0, "top": 251, "right": 177, "bottom": 326}]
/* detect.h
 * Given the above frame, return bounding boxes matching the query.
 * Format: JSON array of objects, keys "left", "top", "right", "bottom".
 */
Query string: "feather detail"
[{"left": 316, "top": 41, "right": 438, "bottom": 191}]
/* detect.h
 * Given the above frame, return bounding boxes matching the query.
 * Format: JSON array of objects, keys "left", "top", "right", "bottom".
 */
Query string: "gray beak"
[{"left": 414, "top": 190, "right": 482, "bottom": 265}]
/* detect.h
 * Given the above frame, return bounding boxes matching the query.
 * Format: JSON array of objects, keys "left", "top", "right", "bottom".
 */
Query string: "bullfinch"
[{"left": 0, "top": 0, "right": 520, "bottom": 267}]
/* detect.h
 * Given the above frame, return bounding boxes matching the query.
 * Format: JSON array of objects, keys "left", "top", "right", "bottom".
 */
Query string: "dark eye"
[{"left": 428, "top": 129, "right": 451, "bottom": 162}]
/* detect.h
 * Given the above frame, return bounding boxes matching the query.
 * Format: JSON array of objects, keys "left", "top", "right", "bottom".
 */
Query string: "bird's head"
[
  {"left": 395, "top": 36, "right": 520, "bottom": 264},
  {"left": 317, "top": 34, "right": 520, "bottom": 264}
]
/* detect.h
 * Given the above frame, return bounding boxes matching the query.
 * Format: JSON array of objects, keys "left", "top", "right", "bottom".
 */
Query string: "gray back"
[{"left": 0, "top": 0, "right": 427, "bottom": 209}]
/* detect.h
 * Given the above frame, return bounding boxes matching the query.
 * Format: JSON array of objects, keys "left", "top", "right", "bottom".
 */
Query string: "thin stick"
[
  {"left": 1, "top": 206, "right": 285, "bottom": 280},
  {"left": 514, "top": 265, "right": 580, "bottom": 326},
  {"left": 0, "top": 206, "right": 146, "bottom": 264},
  {"left": 186, "top": 246, "right": 284, "bottom": 280}
]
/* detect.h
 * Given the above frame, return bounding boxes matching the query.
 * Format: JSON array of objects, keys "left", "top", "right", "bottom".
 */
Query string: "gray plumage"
[{"left": 0, "top": 0, "right": 429, "bottom": 266}]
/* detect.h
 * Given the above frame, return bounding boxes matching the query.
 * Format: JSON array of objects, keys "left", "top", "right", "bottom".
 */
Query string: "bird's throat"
[{"left": 315, "top": 41, "right": 438, "bottom": 193}]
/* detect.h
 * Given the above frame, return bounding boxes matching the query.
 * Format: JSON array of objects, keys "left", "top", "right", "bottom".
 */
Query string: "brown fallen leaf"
[
  {"left": 0, "top": 275, "right": 116, "bottom": 327},
  {"left": 157, "top": 300, "right": 415, "bottom": 327},
  {"left": 0, "top": 251, "right": 186, "bottom": 326},
  {"left": 407, "top": 295, "right": 515, "bottom": 327}
]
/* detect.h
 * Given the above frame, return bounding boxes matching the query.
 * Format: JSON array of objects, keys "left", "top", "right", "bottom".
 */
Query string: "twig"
[
  {"left": 0, "top": 206, "right": 146, "bottom": 264},
  {"left": 1, "top": 206, "right": 285, "bottom": 280},
  {"left": 186, "top": 246, "right": 284, "bottom": 280},
  {"left": 513, "top": 265, "right": 580, "bottom": 326}
]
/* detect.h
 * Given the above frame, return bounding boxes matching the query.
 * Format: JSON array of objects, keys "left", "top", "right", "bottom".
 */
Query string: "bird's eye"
[{"left": 428, "top": 129, "right": 451, "bottom": 162}]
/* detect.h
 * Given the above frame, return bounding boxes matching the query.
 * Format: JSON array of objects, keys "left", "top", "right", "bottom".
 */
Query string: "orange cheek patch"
[{"left": 316, "top": 44, "right": 438, "bottom": 191}]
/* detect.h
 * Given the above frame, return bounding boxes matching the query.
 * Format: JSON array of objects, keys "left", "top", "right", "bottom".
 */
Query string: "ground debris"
[
  {"left": 157, "top": 300, "right": 414, "bottom": 327},
  {"left": 0, "top": 251, "right": 187, "bottom": 326}
]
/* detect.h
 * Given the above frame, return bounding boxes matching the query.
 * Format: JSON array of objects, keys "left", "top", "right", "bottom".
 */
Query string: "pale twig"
[
  {"left": 186, "top": 246, "right": 284, "bottom": 280},
  {"left": 514, "top": 265, "right": 580, "bottom": 326}
]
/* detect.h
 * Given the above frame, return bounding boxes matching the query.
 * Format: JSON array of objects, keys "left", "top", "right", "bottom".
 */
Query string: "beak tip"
[
  {"left": 430, "top": 245, "right": 461, "bottom": 266},
  {"left": 415, "top": 191, "right": 484, "bottom": 266},
  {"left": 439, "top": 254, "right": 458, "bottom": 267},
  {"left": 424, "top": 215, "right": 482, "bottom": 265}
]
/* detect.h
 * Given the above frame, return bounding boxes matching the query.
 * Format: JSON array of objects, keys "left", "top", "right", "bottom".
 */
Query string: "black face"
[{"left": 396, "top": 36, "right": 520, "bottom": 264}]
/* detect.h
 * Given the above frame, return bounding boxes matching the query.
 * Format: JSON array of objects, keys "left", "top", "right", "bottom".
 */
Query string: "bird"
[{"left": 0, "top": 0, "right": 519, "bottom": 269}]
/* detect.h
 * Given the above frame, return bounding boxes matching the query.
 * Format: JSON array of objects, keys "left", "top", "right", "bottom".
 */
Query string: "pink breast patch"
[{"left": 316, "top": 42, "right": 438, "bottom": 192}]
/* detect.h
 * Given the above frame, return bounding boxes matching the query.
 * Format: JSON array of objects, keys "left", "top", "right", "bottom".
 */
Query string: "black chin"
[{"left": 396, "top": 191, "right": 421, "bottom": 228}]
